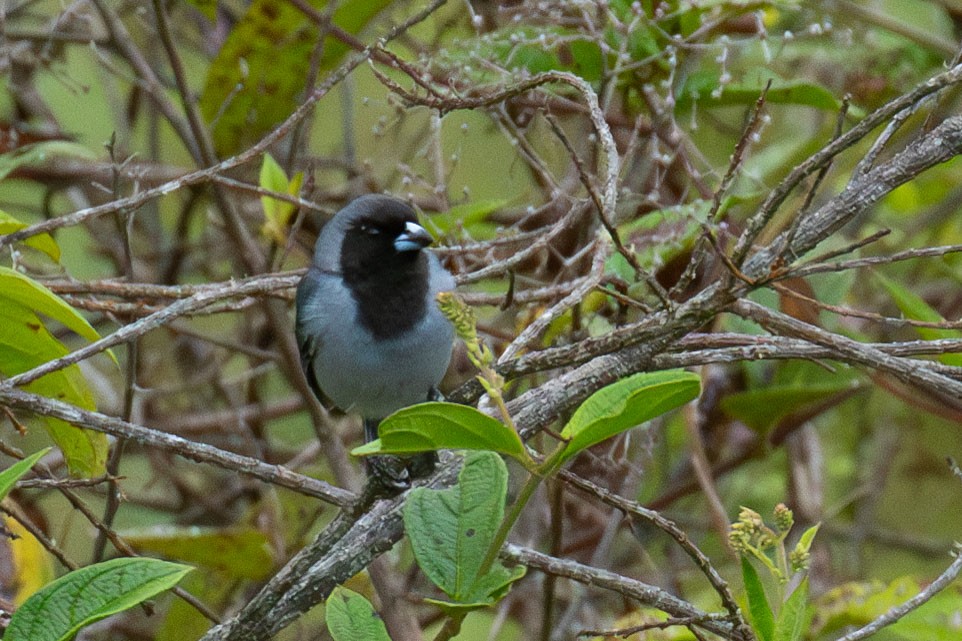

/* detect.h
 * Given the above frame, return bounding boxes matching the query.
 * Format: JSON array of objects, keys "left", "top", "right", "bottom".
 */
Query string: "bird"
[{"left": 295, "top": 194, "right": 455, "bottom": 487}]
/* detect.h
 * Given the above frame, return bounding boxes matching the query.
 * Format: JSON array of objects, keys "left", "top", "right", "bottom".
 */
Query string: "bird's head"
[{"left": 338, "top": 196, "right": 435, "bottom": 276}]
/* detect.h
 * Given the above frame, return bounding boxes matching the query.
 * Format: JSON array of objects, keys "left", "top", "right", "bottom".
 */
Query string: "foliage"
[
  {"left": 325, "top": 586, "right": 391, "bottom": 641},
  {"left": 5, "top": 557, "right": 192, "bottom": 641},
  {"left": 0, "top": 0, "right": 961, "bottom": 640},
  {"left": 0, "top": 265, "right": 108, "bottom": 477},
  {"left": 730, "top": 505, "right": 816, "bottom": 641}
]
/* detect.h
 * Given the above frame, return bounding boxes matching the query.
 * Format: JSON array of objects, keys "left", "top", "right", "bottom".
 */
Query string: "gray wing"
[{"left": 294, "top": 268, "right": 326, "bottom": 401}]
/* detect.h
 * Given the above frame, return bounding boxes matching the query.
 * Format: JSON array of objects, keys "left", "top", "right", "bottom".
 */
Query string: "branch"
[
  {"left": 0, "top": 387, "right": 353, "bottom": 506},
  {"left": 559, "top": 469, "right": 751, "bottom": 638},
  {"left": 731, "top": 63, "right": 962, "bottom": 265},
  {"left": 834, "top": 544, "right": 962, "bottom": 641},
  {"left": 500, "top": 544, "right": 747, "bottom": 641},
  {"left": 0, "top": 0, "right": 450, "bottom": 250},
  {"left": 731, "top": 299, "right": 962, "bottom": 401},
  {"left": 1, "top": 274, "right": 300, "bottom": 389},
  {"left": 198, "top": 460, "right": 460, "bottom": 641}
]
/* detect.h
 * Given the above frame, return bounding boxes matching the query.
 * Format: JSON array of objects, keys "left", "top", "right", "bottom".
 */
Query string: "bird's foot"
[
  {"left": 365, "top": 451, "right": 438, "bottom": 491},
  {"left": 366, "top": 454, "right": 412, "bottom": 490}
]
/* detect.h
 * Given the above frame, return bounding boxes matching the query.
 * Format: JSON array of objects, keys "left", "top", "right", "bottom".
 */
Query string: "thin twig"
[
  {"left": 730, "top": 63, "right": 962, "bottom": 267},
  {"left": 834, "top": 544, "right": 962, "bottom": 641},
  {"left": 501, "top": 544, "right": 746, "bottom": 641},
  {"left": 559, "top": 470, "right": 751, "bottom": 639}
]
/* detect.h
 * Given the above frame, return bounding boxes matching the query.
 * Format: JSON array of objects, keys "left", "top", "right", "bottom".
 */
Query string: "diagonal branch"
[{"left": 0, "top": 387, "right": 353, "bottom": 506}]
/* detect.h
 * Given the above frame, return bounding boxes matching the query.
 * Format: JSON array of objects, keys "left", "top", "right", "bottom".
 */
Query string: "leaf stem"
[
  {"left": 477, "top": 442, "right": 568, "bottom": 578},
  {"left": 431, "top": 612, "right": 466, "bottom": 641}
]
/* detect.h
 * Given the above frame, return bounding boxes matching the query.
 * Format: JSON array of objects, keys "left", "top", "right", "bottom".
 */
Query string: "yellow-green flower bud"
[
  {"left": 437, "top": 291, "right": 477, "bottom": 344},
  {"left": 789, "top": 547, "right": 810, "bottom": 573},
  {"left": 774, "top": 503, "right": 794, "bottom": 533},
  {"left": 737, "top": 507, "right": 764, "bottom": 535}
]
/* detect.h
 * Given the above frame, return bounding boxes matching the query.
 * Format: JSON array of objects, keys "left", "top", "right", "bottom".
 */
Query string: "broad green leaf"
[
  {"left": 885, "top": 581, "right": 962, "bottom": 641},
  {"left": 559, "top": 370, "right": 700, "bottom": 464},
  {"left": 0, "top": 141, "right": 95, "bottom": 183},
  {"left": 404, "top": 451, "right": 514, "bottom": 602},
  {"left": 720, "top": 383, "right": 860, "bottom": 434},
  {"left": 121, "top": 525, "right": 275, "bottom": 580},
  {"left": 155, "top": 572, "right": 234, "bottom": 641},
  {"left": 774, "top": 577, "right": 810, "bottom": 641},
  {"left": 463, "top": 562, "right": 526, "bottom": 604},
  {"left": 0, "top": 211, "right": 60, "bottom": 261},
  {"left": 876, "top": 271, "right": 962, "bottom": 366},
  {"left": 721, "top": 362, "right": 860, "bottom": 433},
  {"left": 326, "top": 586, "right": 392, "bottom": 641},
  {"left": 5, "top": 557, "right": 192, "bottom": 641},
  {"left": 352, "top": 402, "right": 528, "bottom": 463},
  {"left": 199, "top": 0, "right": 392, "bottom": 155},
  {"left": 0, "top": 266, "right": 105, "bottom": 346},
  {"left": 0, "top": 448, "right": 51, "bottom": 501},
  {"left": 742, "top": 556, "right": 775, "bottom": 641},
  {"left": 425, "top": 564, "right": 528, "bottom": 614},
  {"left": 0, "top": 301, "right": 107, "bottom": 477}
]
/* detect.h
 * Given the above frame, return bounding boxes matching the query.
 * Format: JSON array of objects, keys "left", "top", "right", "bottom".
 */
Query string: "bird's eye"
[{"left": 357, "top": 224, "right": 380, "bottom": 235}]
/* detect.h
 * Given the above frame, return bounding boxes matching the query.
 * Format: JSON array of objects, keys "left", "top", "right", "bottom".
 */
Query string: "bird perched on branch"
[{"left": 295, "top": 194, "right": 455, "bottom": 487}]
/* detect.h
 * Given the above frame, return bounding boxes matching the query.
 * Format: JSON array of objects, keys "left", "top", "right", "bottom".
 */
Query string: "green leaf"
[
  {"left": 742, "top": 556, "right": 775, "bottom": 641},
  {"left": 121, "top": 525, "right": 275, "bottom": 580},
  {"left": 0, "top": 210, "right": 60, "bottom": 261},
  {"left": 425, "top": 563, "right": 528, "bottom": 614},
  {"left": 463, "top": 562, "right": 526, "bottom": 604},
  {"left": 885, "top": 581, "right": 962, "bottom": 641},
  {"left": 352, "top": 402, "right": 528, "bottom": 464},
  {"left": 774, "top": 577, "right": 810, "bottom": 641},
  {"left": 0, "top": 266, "right": 105, "bottom": 346},
  {"left": 0, "top": 448, "right": 51, "bottom": 501},
  {"left": 5, "top": 557, "right": 192, "bottom": 641},
  {"left": 199, "top": 0, "right": 392, "bottom": 155},
  {"left": 436, "top": 26, "right": 603, "bottom": 84},
  {"left": 427, "top": 198, "right": 511, "bottom": 237},
  {"left": 678, "top": 70, "right": 857, "bottom": 115},
  {"left": 0, "top": 267, "right": 114, "bottom": 476},
  {"left": 259, "top": 153, "right": 302, "bottom": 244},
  {"left": 811, "top": 576, "right": 962, "bottom": 638},
  {"left": 721, "top": 362, "right": 860, "bottom": 433},
  {"left": 325, "top": 586, "right": 392, "bottom": 641},
  {"left": 876, "top": 271, "right": 962, "bottom": 367},
  {"left": 0, "top": 301, "right": 107, "bottom": 477},
  {"left": 183, "top": 0, "right": 216, "bottom": 20},
  {"left": 720, "top": 383, "right": 859, "bottom": 433},
  {"left": 404, "top": 451, "right": 515, "bottom": 603},
  {"left": 794, "top": 523, "right": 821, "bottom": 558},
  {"left": 0, "top": 141, "right": 95, "bottom": 184},
  {"left": 559, "top": 370, "right": 700, "bottom": 464}
]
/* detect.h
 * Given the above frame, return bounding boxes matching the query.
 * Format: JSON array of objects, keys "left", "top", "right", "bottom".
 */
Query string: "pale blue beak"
[{"left": 394, "top": 221, "right": 434, "bottom": 253}]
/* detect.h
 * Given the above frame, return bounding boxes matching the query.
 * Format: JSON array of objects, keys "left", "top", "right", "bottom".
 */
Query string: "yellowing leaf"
[
  {"left": 0, "top": 295, "right": 107, "bottom": 477},
  {"left": 0, "top": 211, "right": 60, "bottom": 262},
  {"left": 122, "top": 525, "right": 275, "bottom": 580},
  {"left": 0, "top": 267, "right": 103, "bottom": 346},
  {"left": 2, "top": 512, "right": 56, "bottom": 606}
]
